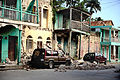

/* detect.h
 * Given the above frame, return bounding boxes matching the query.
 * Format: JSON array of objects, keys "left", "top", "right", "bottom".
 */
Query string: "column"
[
  {"left": 18, "top": 25, "right": 22, "bottom": 65},
  {"left": 109, "top": 28, "right": 111, "bottom": 62},
  {"left": 36, "top": 0, "right": 39, "bottom": 24}
]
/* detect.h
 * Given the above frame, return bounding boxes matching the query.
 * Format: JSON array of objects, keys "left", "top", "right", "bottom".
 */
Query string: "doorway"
[{"left": 8, "top": 36, "right": 18, "bottom": 61}]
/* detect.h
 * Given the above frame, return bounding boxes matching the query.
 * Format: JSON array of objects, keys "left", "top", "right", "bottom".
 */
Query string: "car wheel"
[{"left": 49, "top": 61, "right": 54, "bottom": 69}]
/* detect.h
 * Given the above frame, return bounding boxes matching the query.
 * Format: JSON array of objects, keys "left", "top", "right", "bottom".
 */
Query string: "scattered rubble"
[{"left": 55, "top": 61, "right": 115, "bottom": 72}]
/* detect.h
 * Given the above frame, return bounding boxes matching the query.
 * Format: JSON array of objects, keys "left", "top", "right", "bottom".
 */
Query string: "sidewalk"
[{"left": 0, "top": 63, "right": 24, "bottom": 71}]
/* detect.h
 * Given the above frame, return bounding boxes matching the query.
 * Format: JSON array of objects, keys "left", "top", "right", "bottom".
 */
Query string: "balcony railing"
[
  {"left": 0, "top": 6, "right": 38, "bottom": 24},
  {"left": 71, "top": 20, "right": 90, "bottom": 33},
  {"left": 101, "top": 37, "right": 120, "bottom": 43}
]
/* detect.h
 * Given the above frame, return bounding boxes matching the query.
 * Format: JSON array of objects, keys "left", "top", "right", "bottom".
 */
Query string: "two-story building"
[
  {"left": 0, "top": 0, "right": 39, "bottom": 63},
  {"left": 21, "top": 0, "right": 53, "bottom": 55},
  {"left": 54, "top": 8, "right": 91, "bottom": 58},
  {"left": 91, "top": 20, "right": 120, "bottom": 62},
  {"left": 0, "top": 0, "right": 53, "bottom": 64}
]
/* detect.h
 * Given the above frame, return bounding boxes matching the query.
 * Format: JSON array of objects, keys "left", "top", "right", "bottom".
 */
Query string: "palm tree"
[{"left": 85, "top": 0, "right": 101, "bottom": 14}]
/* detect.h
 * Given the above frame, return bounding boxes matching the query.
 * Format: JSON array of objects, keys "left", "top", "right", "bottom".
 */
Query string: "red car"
[{"left": 83, "top": 53, "right": 107, "bottom": 65}]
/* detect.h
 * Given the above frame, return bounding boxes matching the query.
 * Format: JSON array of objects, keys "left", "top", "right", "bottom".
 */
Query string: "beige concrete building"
[{"left": 22, "top": 0, "right": 53, "bottom": 54}]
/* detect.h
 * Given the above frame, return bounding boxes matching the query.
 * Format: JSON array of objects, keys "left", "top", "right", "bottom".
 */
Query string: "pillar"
[
  {"left": 36, "top": 0, "right": 39, "bottom": 24},
  {"left": 18, "top": 25, "right": 22, "bottom": 65},
  {"left": 109, "top": 28, "right": 111, "bottom": 62},
  {"left": 78, "top": 34, "right": 81, "bottom": 59}
]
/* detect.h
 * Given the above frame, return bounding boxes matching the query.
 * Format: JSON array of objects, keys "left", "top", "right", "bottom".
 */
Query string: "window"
[
  {"left": 46, "top": 37, "right": 51, "bottom": 43},
  {"left": 43, "top": 9, "right": 48, "bottom": 28},
  {"left": 26, "top": 35, "right": 33, "bottom": 51},
  {"left": 37, "top": 36, "right": 42, "bottom": 48}
]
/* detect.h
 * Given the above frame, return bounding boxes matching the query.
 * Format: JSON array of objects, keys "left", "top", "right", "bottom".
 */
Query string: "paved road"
[{"left": 0, "top": 69, "right": 120, "bottom": 80}]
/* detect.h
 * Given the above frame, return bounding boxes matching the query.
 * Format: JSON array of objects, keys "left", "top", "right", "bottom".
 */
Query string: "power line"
[
  {"left": 102, "top": 0, "right": 120, "bottom": 5},
  {"left": 102, "top": 1, "right": 120, "bottom": 9}
]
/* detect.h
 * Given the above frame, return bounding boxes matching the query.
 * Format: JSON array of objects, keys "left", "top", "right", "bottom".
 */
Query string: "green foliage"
[{"left": 85, "top": 0, "right": 101, "bottom": 14}]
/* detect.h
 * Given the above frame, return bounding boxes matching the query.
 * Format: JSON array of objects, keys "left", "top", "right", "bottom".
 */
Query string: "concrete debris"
[
  {"left": 21, "top": 52, "right": 31, "bottom": 65},
  {"left": 55, "top": 61, "right": 115, "bottom": 72}
]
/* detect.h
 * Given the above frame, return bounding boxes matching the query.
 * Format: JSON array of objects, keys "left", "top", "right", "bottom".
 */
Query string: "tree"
[{"left": 85, "top": 0, "right": 101, "bottom": 14}]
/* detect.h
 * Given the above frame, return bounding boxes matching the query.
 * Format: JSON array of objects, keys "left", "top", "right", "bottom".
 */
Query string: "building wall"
[
  {"left": 22, "top": 0, "right": 53, "bottom": 54},
  {"left": 81, "top": 32, "right": 100, "bottom": 57}
]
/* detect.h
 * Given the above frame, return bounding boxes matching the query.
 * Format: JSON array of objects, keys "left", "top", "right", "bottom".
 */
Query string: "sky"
[{"left": 92, "top": 0, "right": 120, "bottom": 27}]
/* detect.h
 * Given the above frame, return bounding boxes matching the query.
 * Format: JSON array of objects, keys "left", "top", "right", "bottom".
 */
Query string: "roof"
[{"left": 91, "top": 20, "right": 114, "bottom": 26}]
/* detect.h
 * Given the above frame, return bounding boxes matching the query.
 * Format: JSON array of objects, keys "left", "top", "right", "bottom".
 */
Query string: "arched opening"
[
  {"left": 46, "top": 37, "right": 51, "bottom": 43},
  {"left": 26, "top": 35, "right": 33, "bottom": 52},
  {"left": 37, "top": 36, "right": 42, "bottom": 48}
]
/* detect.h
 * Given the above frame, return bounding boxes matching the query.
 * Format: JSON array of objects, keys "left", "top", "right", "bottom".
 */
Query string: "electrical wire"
[{"left": 102, "top": 0, "right": 120, "bottom": 4}]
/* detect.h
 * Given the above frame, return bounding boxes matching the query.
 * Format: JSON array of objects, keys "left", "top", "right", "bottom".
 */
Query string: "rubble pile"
[{"left": 55, "top": 61, "right": 115, "bottom": 72}]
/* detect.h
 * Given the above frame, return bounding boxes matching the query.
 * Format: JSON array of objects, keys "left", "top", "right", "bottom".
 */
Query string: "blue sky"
[{"left": 92, "top": 0, "right": 120, "bottom": 27}]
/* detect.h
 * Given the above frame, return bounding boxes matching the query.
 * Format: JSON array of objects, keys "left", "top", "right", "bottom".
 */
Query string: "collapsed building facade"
[{"left": 0, "top": 0, "right": 53, "bottom": 64}]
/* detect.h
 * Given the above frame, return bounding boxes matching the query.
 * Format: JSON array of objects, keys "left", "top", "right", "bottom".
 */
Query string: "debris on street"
[{"left": 55, "top": 60, "right": 115, "bottom": 72}]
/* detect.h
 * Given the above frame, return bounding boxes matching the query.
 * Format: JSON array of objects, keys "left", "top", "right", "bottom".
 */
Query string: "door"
[
  {"left": 0, "top": 36, "right": 2, "bottom": 62},
  {"left": 8, "top": 36, "right": 17, "bottom": 61}
]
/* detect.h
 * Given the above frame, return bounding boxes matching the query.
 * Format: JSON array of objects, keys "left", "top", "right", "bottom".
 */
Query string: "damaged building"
[
  {"left": 21, "top": 0, "right": 53, "bottom": 55},
  {"left": 0, "top": 0, "right": 53, "bottom": 64},
  {"left": 91, "top": 20, "right": 120, "bottom": 62},
  {"left": 0, "top": 0, "right": 39, "bottom": 63},
  {"left": 53, "top": 8, "right": 91, "bottom": 59}
]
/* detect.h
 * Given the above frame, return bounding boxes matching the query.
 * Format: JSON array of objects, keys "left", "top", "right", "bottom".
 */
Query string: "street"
[{"left": 0, "top": 69, "right": 120, "bottom": 80}]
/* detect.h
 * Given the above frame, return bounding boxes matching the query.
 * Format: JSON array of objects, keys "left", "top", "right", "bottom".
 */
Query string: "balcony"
[
  {"left": 71, "top": 20, "right": 90, "bottom": 33},
  {"left": 0, "top": 6, "right": 38, "bottom": 24}
]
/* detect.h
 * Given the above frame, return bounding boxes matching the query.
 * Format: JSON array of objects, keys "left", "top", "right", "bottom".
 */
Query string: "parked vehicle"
[
  {"left": 83, "top": 53, "right": 107, "bottom": 65},
  {"left": 30, "top": 48, "right": 71, "bottom": 68}
]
